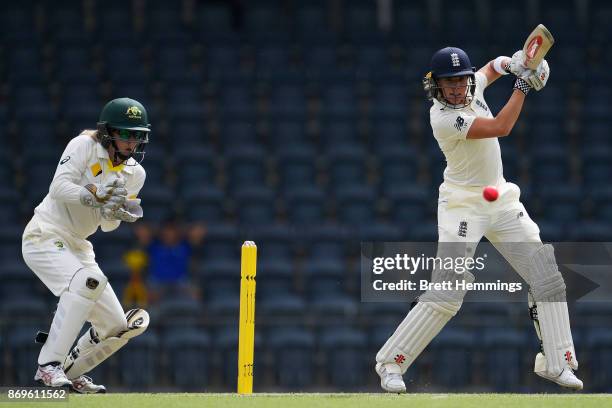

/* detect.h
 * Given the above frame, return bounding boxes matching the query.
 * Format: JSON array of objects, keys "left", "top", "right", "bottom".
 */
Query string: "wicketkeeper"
[{"left": 22, "top": 98, "right": 152, "bottom": 393}]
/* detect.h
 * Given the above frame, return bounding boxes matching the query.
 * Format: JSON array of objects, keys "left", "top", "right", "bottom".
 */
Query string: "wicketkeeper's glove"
[
  {"left": 101, "top": 198, "right": 143, "bottom": 223},
  {"left": 79, "top": 177, "right": 127, "bottom": 208}
]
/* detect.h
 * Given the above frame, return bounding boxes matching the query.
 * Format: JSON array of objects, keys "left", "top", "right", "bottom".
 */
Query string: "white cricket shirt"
[
  {"left": 429, "top": 72, "right": 504, "bottom": 187},
  {"left": 31, "top": 132, "right": 146, "bottom": 240}
]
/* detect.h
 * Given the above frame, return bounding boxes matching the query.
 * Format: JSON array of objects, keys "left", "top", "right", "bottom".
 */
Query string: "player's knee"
[
  {"left": 68, "top": 267, "right": 107, "bottom": 301},
  {"left": 529, "top": 244, "right": 566, "bottom": 300}
]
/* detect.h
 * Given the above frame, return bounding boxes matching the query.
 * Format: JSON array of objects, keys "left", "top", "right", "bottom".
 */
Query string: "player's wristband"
[
  {"left": 492, "top": 56, "right": 510, "bottom": 75},
  {"left": 513, "top": 77, "right": 531, "bottom": 95}
]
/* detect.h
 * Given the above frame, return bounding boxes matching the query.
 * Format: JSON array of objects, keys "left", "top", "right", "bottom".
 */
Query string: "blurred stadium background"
[{"left": 1, "top": 0, "right": 612, "bottom": 393}]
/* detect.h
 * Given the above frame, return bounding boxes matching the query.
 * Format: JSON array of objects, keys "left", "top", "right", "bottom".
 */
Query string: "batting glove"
[{"left": 526, "top": 59, "right": 549, "bottom": 91}]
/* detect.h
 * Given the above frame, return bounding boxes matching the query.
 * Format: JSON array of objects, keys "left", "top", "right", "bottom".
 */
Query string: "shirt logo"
[
  {"left": 454, "top": 116, "right": 466, "bottom": 131},
  {"left": 475, "top": 99, "right": 489, "bottom": 112},
  {"left": 450, "top": 53, "right": 460, "bottom": 67},
  {"left": 60, "top": 156, "right": 71, "bottom": 165},
  {"left": 54, "top": 240, "right": 65, "bottom": 250},
  {"left": 90, "top": 162, "right": 102, "bottom": 177},
  {"left": 126, "top": 106, "right": 142, "bottom": 119}
]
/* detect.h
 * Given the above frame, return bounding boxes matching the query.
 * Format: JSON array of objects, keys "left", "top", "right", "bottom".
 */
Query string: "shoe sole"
[{"left": 35, "top": 379, "right": 72, "bottom": 389}]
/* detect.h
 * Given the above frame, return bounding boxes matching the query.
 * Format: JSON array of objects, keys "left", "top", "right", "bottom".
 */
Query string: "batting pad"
[
  {"left": 529, "top": 245, "right": 577, "bottom": 375},
  {"left": 376, "top": 302, "right": 454, "bottom": 374}
]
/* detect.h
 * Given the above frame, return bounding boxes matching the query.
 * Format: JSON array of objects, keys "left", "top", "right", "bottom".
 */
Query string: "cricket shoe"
[
  {"left": 34, "top": 363, "right": 72, "bottom": 388},
  {"left": 375, "top": 362, "right": 406, "bottom": 393},
  {"left": 534, "top": 352, "right": 583, "bottom": 390},
  {"left": 70, "top": 375, "right": 106, "bottom": 394}
]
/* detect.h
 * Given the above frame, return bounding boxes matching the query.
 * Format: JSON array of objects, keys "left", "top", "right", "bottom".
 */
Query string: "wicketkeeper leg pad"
[
  {"left": 38, "top": 268, "right": 107, "bottom": 365},
  {"left": 64, "top": 308, "right": 149, "bottom": 379},
  {"left": 529, "top": 244, "right": 577, "bottom": 375}
]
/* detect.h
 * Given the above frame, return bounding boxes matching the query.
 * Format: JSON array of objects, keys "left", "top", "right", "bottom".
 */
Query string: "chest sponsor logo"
[
  {"left": 454, "top": 116, "right": 466, "bottom": 131},
  {"left": 54, "top": 240, "right": 65, "bottom": 250}
]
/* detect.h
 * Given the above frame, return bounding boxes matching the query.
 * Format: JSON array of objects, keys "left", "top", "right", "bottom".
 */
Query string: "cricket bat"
[{"left": 523, "top": 24, "right": 555, "bottom": 70}]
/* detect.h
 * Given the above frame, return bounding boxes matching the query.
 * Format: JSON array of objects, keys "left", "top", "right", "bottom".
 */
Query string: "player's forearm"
[
  {"left": 49, "top": 176, "right": 86, "bottom": 205},
  {"left": 494, "top": 90, "right": 526, "bottom": 137}
]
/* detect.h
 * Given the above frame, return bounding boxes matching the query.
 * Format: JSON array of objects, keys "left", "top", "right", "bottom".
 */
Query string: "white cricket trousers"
[
  {"left": 21, "top": 215, "right": 127, "bottom": 339},
  {"left": 438, "top": 181, "right": 542, "bottom": 281}
]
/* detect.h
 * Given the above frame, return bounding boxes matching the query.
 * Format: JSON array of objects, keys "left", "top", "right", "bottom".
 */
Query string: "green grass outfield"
[{"left": 7, "top": 393, "right": 612, "bottom": 408}]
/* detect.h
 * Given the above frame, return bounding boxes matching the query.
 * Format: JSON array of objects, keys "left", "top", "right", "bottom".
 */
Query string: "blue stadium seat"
[
  {"left": 266, "top": 327, "right": 315, "bottom": 388},
  {"left": 386, "top": 185, "right": 430, "bottom": 224},
  {"left": 370, "top": 86, "right": 408, "bottom": 120},
  {"left": 586, "top": 329, "right": 612, "bottom": 391},
  {"left": 285, "top": 185, "right": 326, "bottom": 224},
  {"left": 430, "top": 329, "right": 474, "bottom": 388},
  {"left": 319, "top": 327, "right": 368, "bottom": 388},
  {"left": 218, "top": 85, "right": 256, "bottom": 120},
  {"left": 198, "top": 3, "right": 233, "bottom": 34},
  {"left": 567, "top": 220, "right": 612, "bottom": 241},
  {"left": 163, "top": 329, "right": 211, "bottom": 390},
  {"left": 530, "top": 147, "right": 571, "bottom": 186},
  {"left": 246, "top": 224, "right": 295, "bottom": 261},
  {"left": 175, "top": 145, "right": 216, "bottom": 194},
  {"left": 304, "top": 223, "right": 351, "bottom": 260},
  {"left": 183, "top": 186, "right": 225, "bottom": 222},
  {"left": 334, "top": 184, "right": 377, "bottom": 224},
  {"left": 378, "top": 146, "right": 419, "bottom": 188},
  {"left": 303, "top": 258, "right": 345, "bottom": 296},
  {"left": 582, "top": 147, "right": 612, "bottom": 188},
  {"left": 258, "top": 293, "right": 307, "bottom": 319},
  {"left": 222, "top": 122, "right": 259, "bottom": 148},
  {"left": 116, "top": 331, "right": 159, "bottom": 389},
  {"left": 321, "top": 85, "right": 358, "bottom": 119},
  {"left": 326, "top": 145, "right": 367, "bottom": 187},
  {"left": 538, "top": 185, "right": 582, "bottom": 224},
  {"left": 294, "top": 1, "right": 333, "bottom": 39},
  {"left": 257, "top": 259, "right": 294, "bottom": 297},
  {"left": 583, "top": 120, "right": 611, "bottom": 146},
  {"left": 233, "top": 186, "right": 276, "bottom": 225},
  {"left": 151, "top": 298, "right": 205, "bottom": 332},
  {"left": 483, "top": 328, "right": 527, "bottom": 391},
  {"left": 196, "top": 222, "right": 239, "bottom": 261},
  {"left": 0, "top": 187, "right": 22, "bottom": 226},
  {"left": 320, "top": 120, "right": 359, "bottom": 147},
  {"left": 370, "top": 119, "right": 410, "bottom": 150},
  {"left": 0, "top": 262, "right": 41, "bottom": 300},
  {"left": 138, "top": 185, "right": 175, "bottom": 223},
  {"left": 7, "top": 325, "right": 44, "bottom": 385},
  {"left": 268, "top": 85, "right": 307, "bottom": 119},
  {"left": 357, "top": 222, "right": 405, "bottom": 242},
  {"left": 197, "top": 259, "right": 240, "bottom": 299}
]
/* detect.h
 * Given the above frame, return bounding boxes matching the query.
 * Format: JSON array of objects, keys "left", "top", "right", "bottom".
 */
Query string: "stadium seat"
[
  {"left": 483, "top": 328, "right": 527, "bottom": 391},
  {"left": 164, "top": 329, "right": 211, "bottom": 390},
  {"left": 266, "top": 327, "right": 315, "bottom": 388},
  {"left": 319, "top": 327, "right": 368, "bottom": 388},
  {"left": 430, "top": 329, "right": 474, "bottom": 388}
]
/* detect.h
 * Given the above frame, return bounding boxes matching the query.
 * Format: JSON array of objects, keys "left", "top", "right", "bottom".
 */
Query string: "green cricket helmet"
[{"left": 97, "top": 97, "right": 151, "bottom": 164}]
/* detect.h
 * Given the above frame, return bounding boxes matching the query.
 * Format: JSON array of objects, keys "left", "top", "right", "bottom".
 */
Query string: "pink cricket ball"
[{"left": 483, "top": 186, "right": 499, "bottom": 202}]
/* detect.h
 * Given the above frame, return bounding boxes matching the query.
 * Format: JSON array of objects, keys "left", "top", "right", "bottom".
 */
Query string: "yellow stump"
[{"left": 237, "top": 241, "right": 257, "bottom": 394}]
